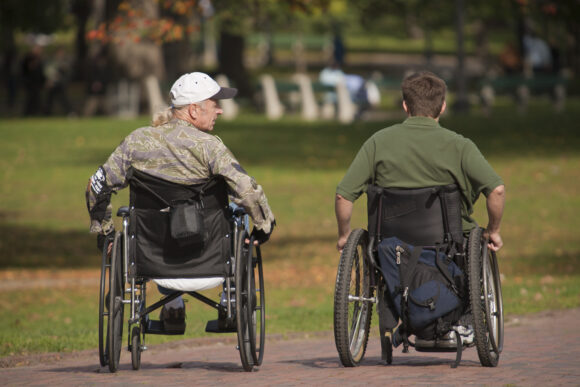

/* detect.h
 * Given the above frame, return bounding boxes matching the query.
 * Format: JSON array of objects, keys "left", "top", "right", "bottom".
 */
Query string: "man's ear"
[
  {"left": 188, "top": 103, "right": 198, "bottom": 119},
  {"left": 402, "top": 100, "right": 409, "bottom": 114},
  {"left": 440, "top": 100, "right": 447, "bottom": 116}
]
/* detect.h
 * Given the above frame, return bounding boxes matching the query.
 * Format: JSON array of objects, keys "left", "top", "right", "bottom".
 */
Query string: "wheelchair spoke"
[
  {"left": 334, "top": 229, "right": 373, "bottom": 367},
  {"left": 349, "top": 303, "right": 368, "bottom": 354}
]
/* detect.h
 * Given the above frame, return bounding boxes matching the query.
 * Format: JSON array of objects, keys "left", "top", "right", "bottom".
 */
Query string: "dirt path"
[
  {"left": 0, "top": 269, "right": 100, "bottom": 291},
  {"left": 1, "top": 308, "right": 579, "bottom": 386}
]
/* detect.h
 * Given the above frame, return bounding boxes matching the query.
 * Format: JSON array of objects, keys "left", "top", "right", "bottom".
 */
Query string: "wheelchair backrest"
[
  {"left": 128, "top": 168, "right": 228, "bottom": 210},
  {"left": 126, "top": 168, "right": 231, "bottom": 279},
  {"left": 367, "top": 184, "right": 463, "bottom": 247}
]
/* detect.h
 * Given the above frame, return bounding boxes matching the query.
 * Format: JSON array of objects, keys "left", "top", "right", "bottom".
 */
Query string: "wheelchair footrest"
[
  {"left": 144, "top": 319, "right": 185, "bottom": 335},
  {"left": 415, "top": 338, "right": 464, "bottom": 353},
  {"left": 205, "top": 319, "right": 236, "bottom": 333},
  {"left": 415, "top": 345, "right": 459, "bottom": 353}
]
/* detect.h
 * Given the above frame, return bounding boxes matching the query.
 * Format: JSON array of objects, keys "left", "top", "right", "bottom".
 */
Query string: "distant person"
[
  {"left": 548, "top": 39, "right": 561, "bottom": 74},
  {"left": 83, "top": 50, "right": 110, "bottom": 116},
  {"left": 43, "top": 47, "right": 73, "bottom": 116},
  {"left": 523, "top": 33, "right": 552, "bottom": 74},
  {"left": 20, "top": 45, "right": 46, "bottom": 116},
  {"left": 1, "top": 47, "right": 19, "bottom": 114},
  {"left": 498, "top": 42, "right": 522, "bottom": 75},
  {"left": 319, "top": 61, "right": 347, "bottom": 101},
  {"left": 332, "top": 32, "right": 345, "bottom": 68},
  {"left": 319, "top": 61, "right": 378, "bottom": 119}
]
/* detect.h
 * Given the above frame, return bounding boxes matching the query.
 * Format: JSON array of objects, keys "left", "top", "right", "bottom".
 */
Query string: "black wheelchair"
[
  {"left": 333, "top": 184, "right": 503, "bottom": 368},
  {"left": 98, "top": 169, "right": 265, "bottom": 372}
]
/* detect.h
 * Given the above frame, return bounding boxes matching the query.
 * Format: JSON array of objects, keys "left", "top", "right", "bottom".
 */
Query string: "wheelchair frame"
[
  {"left": 333, "top": 197, "right": 504, "bottom": 368},
  {"left": 98, "top": 206, "right": 265, "bottom": 373}
]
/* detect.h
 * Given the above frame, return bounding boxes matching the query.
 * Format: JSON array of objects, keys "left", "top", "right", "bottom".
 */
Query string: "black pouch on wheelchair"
[
  {"left": 170, "top": 201, "right": 205, "bottom": 246},
  {"left": 378, "top": 236, "right": 463, "bottom": 335}
]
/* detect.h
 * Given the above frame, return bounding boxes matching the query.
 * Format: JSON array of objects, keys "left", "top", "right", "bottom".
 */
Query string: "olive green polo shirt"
[{"left": 336, "top": 116, "right": 503, "bottom": 231}]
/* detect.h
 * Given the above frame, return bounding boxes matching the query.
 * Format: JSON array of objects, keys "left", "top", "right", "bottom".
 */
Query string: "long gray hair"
[{"left": 151, "top": 106, "right": 176, "bottom": 127}]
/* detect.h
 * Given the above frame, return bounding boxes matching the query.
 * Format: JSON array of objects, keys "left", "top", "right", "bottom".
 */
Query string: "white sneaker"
[
  {"left": 451, "top": 325, "right": 474, "bottom": 346},
  {"left": 415, "top": 325, "right": 474, "bottom": 349}
]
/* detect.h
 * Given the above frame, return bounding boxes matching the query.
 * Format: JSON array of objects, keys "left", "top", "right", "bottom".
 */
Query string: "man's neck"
[{"left": 408, "top": 114, "right": 440, "bottom": 122}]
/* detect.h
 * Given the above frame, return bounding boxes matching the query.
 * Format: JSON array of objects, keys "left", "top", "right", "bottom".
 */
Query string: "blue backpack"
[{"left": 378, "top": 236, "right": 464, "bottom": 339}]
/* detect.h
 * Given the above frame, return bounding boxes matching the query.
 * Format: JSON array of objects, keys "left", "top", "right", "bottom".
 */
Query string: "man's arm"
[
  {"left": 85, "top": 167, "right": 116, "bottom": 252},
  {"left": 484, "top": 184, "right": 505, "bottom": 251},
  {"left": 210, "top": 141, "right": 275, "bottom": 237},
  {"left": 335, "top": 194, "right": 354, "bottom": 252}
]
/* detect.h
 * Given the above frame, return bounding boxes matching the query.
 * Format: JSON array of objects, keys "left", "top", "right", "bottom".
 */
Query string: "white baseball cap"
[{"left": 169, "top": 72, "right": 237, "bottom": 106}]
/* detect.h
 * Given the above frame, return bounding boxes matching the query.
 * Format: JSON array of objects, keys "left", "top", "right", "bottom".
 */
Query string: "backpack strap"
[
  {"left": 397, "top": 243, "right": 423, "bottom": 352},
  {"left": 434, "top": 244, "right": 460, "bottom": 296}
]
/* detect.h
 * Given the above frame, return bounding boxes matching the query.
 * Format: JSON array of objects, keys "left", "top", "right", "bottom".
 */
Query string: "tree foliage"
[
  {"left": 87, "top": 0, "right": 201, "bottom": 45},
  {"left": 0, "top": 0, "right": 71, "bottom": 38}
]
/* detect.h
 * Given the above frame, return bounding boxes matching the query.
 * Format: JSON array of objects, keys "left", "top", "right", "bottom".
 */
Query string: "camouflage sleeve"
[
  {"left": 208, "top": 140, "right": 275, "bottom": 233},
  {"left": 85, "top": 138, "right": 132, "bottom": 234}
]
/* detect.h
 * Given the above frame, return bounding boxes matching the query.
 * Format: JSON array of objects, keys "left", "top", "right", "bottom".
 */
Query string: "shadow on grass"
[
  {"left": 2, "top": 109, "right": 579, "bottom": 174},
  {"left": 0, "top": 224, "right": 98, "bottom": 269},
  {"left": 218, "top": 110, "right": 580, "bottom": 170},
  {"left": 3, "top": 221, "right": 579, "bottom": 278},
  {"left": 270, "top": 233, "right": 336, "bottom": 249},
  {"left": 0, "top": 224, "right": 338, "bottom": 268},
  {"left": 501, "top": 251, "right": 580, "bottom": 277}
]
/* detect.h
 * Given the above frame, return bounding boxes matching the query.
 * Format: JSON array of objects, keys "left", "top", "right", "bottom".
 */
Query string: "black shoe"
[
  {"left": 160, "top": 305, "right": 186, "bottom": 333},
  {"left": 387, "top": 326, "right": 403, "bottom": 348}
]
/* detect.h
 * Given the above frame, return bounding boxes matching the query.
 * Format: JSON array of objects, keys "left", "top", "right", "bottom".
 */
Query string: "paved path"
[{"left": 2, "top": 309, "right": 579, "bottom": 386}]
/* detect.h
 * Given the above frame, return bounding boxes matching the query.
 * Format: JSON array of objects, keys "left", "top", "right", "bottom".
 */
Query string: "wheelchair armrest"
[{"left": 116, "top": 206, "right": 130, "bottom": 217}]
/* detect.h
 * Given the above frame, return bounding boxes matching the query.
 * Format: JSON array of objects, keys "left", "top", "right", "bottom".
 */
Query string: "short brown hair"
[{"left": 401, "top": 71, "right": 447, "bottom": 118}]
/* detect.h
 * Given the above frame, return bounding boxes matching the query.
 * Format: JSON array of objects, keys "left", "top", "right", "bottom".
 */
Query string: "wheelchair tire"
[
  {"left": 247, "top": 240, "right": 265, "bottom": 367},
  {"left": 235, "top": 230, "right": 265, "bottom": 372},
  {"left": 235, "top": 229, "right": 253, "bottom": 371},
  {"left": 468, "top": 227, "right": 504, "bottom": 367},
  {"left": 131, "top": 326, "right": 141, "bottom": 370},
  {"left": 98, "top": 236, "right": 113, "bottom": 367},
  {"left": 107, "top": 232, "right": 125, "bottom": 373},
  {"left": 334, "top": 228, "right": 373, "bottom": 367}
]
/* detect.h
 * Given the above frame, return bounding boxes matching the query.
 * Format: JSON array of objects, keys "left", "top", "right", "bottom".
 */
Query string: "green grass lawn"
[{"left": 1, "top": 100, "right": 579, "bottom": 357}]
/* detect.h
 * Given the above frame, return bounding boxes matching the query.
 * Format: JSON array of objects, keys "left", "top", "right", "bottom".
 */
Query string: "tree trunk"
[
  {"left": 453, "top": 0, "right": 469, "bottom": 112},
  {"left": 163, "top": 40, "right": 192, "bottom": 82},
  {"left": 218, "top": 29, "right": 253, "bottom": 100},
  {"left": 72, "top": 0, "right": 91, "bottom": 81},
  {"left": 0, "top": 25, "right": 17, "bottom": 112}
]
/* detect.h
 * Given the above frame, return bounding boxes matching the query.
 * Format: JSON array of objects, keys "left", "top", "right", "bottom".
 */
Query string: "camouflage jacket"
[{"left": 86, "top": 119, "right": 275, "bottom": 235}]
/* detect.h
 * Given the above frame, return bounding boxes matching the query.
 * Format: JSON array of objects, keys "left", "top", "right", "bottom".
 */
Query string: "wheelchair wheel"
[
  {"left": 98, "top": 235, "right": 113, "bottom": 367},
  {"left": 334, "top": 228, "right": 373, "bottom": 367},
  {"left": 235, "top": 232, "right": 265, "bottom": 372},
  {"left": 107, "top": 232, "right": 125, "bottom": 373},
  {"left": 247, "top": 240, "right": 265, "bottom": 366},
  {"left": 468, "top": 227, "right": 504, "bottom": 367},
  {"left": 130, "top": 325, "right": 141, "bottom": 370}
]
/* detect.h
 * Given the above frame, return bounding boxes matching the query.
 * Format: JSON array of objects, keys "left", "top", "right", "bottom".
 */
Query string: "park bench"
[
  {"left": 258, "top": 73, "right": 360, "bottom": 123},
  {"left": 479, "top": 74, "right": 567, "bottom": 113}
]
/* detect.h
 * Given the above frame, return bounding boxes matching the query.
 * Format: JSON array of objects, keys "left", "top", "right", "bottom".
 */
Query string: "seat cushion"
[{"left": 153, "top": 277, "right": 224, "bottom": 292}]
